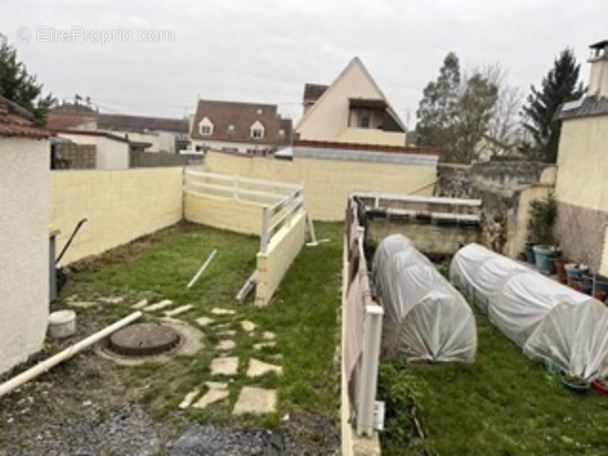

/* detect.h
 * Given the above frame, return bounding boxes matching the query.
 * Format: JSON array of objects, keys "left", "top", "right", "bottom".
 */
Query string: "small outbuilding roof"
[{"left": 0, "top": 96, "right": 48, "bottom": 139}]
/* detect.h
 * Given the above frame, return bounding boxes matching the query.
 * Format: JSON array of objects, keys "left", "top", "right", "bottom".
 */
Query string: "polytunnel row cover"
[
  {"left": 372, "top": 234, "right": 477, "bottom": 363},
  {"left": 450, "top": 243, "right": 608, "bottom": 381}
]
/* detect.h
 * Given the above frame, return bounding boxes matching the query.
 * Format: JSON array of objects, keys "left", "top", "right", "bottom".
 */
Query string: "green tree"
[
  {"left": 521, "top": 49, "right": 584, "bottom": 163},
  {"left": 416, "top": 52, "right": 461, "bottom": 150},
  {"left": 416, "top": 52, "right": 499, "bottom": 163},
  {"left": 0, "top": 33, "right": 54, "bottom": 124}
]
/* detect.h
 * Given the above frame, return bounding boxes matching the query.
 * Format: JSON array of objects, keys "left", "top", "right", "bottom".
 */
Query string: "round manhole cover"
[{"left": 108, "top": 323, "right": 181, "bottom": 356}]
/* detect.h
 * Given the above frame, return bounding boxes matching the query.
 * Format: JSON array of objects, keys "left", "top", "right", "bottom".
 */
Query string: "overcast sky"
[{"left": 2, "top": 0, "right": 605, "bottom": 127}]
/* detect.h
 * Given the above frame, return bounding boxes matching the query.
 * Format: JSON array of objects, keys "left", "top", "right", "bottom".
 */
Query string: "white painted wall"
[
  {"left": 0, "top": 137, "right": 50, "bottom": 375},
  {"left": 58, "top": 133, "right": 130, "bottom": 169}
]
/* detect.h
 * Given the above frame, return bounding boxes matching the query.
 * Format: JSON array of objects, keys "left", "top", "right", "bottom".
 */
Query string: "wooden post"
[{"left": 260, "top": 206, "right": 270, "bottom": 253}]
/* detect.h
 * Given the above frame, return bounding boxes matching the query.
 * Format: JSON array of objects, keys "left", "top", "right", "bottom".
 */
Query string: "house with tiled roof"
[
  {"left": 0, "top": 95, "right": 50, "bottom": 375},
  {"left": 296, "top": 57, "right": 407, "bottom": 147},
  {"left": 47, "top": 103, "right": 189, "bottom": 153},
  {"left": 189, "top": 99, "right": 292, "bottom": 155}
]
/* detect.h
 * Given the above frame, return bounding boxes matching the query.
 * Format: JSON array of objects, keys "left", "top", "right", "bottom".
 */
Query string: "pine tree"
[
  {"left": 0, "top": 34, "right": 54, "bottom": 124},
  {"left": 521, "top": 49, "right": 584, "bottom": 163}
]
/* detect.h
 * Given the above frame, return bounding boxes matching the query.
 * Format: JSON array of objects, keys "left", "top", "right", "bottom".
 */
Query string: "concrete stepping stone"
[
  {"left": 178, "top": 388, "right": 200, "bottom": 409},
  {"left": 131, "top": 299, "right": 149, "bottom": 309},
  {"left": 99, "top": 296, "right": 124, "bottom": 304},
  {"left": 205, "top": 381, "right": 228, "bottom": 389},
  {"left": 165, "top": 304, "right": 194, "bottom": 317},
  {"left": 216, "top": 340, "right": 236, "bottom": 351},
  {"left": 253, "top": 342, "right": 276, "bottom": 350},
  {"left": 143, "top": 300, "right": 173, "bottom": 312},
  {"left": 232, "top": 387, "right": 277, "bottom": 415},
  {"left": 211, "top": 307, "right": 236, "bottom": 316},
  {"left": 67, "top": 301, "right": 96, "bottom": 309},
  {"left": 262, "top": 331, "right": 276, "bottom": 341},
  {"left": 217, "top": 330, "right": 236, "bottom": 337},
  {"left": 195, "top": 316, "right": 214, "bottom": 327},
  {"left": 247, "top": 359, "right": 282, "bottom": 378},
  {"left": 240, "top": 320, "right": 257, "bottom": 332},
  {"left": 210, "top": 357, "right": 239, "bottom": 376},
  {"left": 192, "top": 388, "right": 229, "bottom": 410}
]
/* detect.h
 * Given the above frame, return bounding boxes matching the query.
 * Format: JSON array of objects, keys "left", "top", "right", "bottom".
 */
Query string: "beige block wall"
[
  {"left": 184, "top": 192, "right": 263, "bottom": 236},
  {"left": 255, "top": 211, "right": 307, "bottom": 306},
  {"left": 58, "top": 133, "right": 130, "bottom": 169},
  {"left": 203, "top": 151, "right": 436, "bottom": 221},
  {"left": 50, "top": 167, "right": 183, "bottom": 266},
  {"left": 0, "top": 138, "right": 49, "bottom": 375}
]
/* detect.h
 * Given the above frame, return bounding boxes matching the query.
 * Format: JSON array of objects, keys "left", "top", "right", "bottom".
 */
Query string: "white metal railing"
[{"left": 183, "top": 169, "right": 304, "bottom": 253}]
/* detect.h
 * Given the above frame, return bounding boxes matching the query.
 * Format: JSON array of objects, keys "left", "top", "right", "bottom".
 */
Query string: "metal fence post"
[
  {"left": 356, "top": 304, "right": 384, "bottom": 436},
  {"left": 260, "top": 206, "right": 269, "bottom": 253}
]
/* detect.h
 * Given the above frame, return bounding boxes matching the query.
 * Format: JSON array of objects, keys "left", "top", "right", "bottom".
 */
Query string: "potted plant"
[
  {"left": 527, "top": 196, "right": 558, "bottom": 274},
  {"left": 560, "top": 371, "right": 590, "bottom": 393},
  {"left": 564, "top": 263, "right": 588, "bottom": 289}
]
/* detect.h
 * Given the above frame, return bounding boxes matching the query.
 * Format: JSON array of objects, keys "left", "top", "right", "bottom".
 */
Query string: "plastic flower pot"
[
  {"left": 560, "top": 372, "right": 590, "bottom": 394},
  {"left": 533, "top": 245, "right": 558, "bottom": 274},
  {"left": 591, "top": 379, "right": 608, "bottom": 395},
  {"left": 525, "top": 242, "right": 537, "bottom": 265},
  {"left": 595, "top": 275, "right": 608, "bottom": 292},
  {"left": 576, "top": 273, "right": 594, "bottom": 295},
  {"left": 565, "top": 263, "right": 588, "bottom": 288}
]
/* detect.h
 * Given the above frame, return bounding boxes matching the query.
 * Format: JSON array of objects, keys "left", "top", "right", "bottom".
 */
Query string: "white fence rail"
[{"left": 183, "top": 169, "right": 304, "bottom": 253}]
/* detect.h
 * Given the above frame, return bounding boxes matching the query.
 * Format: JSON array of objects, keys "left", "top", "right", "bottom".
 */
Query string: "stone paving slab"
[
  {"left": 131, "top": 299, "right": 149, "bottom": 309},
  {"left": 210, "top": 357, "right": 239, "bottom": 376},
  {"left": 246, "top": 359, "right": 282, "bottom": 378},
  {"left": 216, "top": 340, "right": 236, "bottom": 351},
  {"left": 253, "top": 342, "right": 276, "bottom": 350},
  {"left": 192, "top": 388, "right": 229, "bottom": 410},
  {"left": 240, "top": 320, "right": 257, "bottom": 332},
  {"left": 67, "top": 301, "right": 97, "bottom": 309},
  {"left": 262, "top": 331, "right": 276, "bottom": 341},
  {"left": 205, "top": 381, "right": 228, "bottom": 390},
  {"left": 165, "top": 304, "right": 194, "bottom": 317},
  {"left": 217, "top": 330, "right": 236, "bottom": 337},
  {"left": 99, "top": 296, "right": 124, "bottom": 304},
  {"left": 178, "top": 388, "right": 200, "bottom": 409},
  {"left": 211, "top": 307, "right": 236, "bottom": 316},
  {"left": 143, "top": 300, "right": 173, "bottom": 312},
  {"left": 195, "top": 316, "right": 214, "bottom": 327},
  {"left": 232, "top": 387, "right": 277, "bottom": 415}
]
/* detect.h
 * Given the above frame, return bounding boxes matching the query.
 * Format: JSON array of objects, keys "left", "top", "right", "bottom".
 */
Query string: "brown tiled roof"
[
  {"left": 303, "top": 84, "right": 329, "bottom": 104},
  {"left": 50, "top": 103, "right": 97, "bottom": 114},
  {"left": 97, "top": 114, "right": 189, "bottom": 134},
  {"left": 0, "top": 97, "right": 48, "bottom": 139},
  {"left": 190, "top": 99, "right": 289, "bottom": 144},
  {"left": 46, "top": 112, "right": 97, "bottom": 130}
]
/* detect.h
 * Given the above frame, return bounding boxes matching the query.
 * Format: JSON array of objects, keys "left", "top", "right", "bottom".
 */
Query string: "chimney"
[{"left": 588, "top": 40, "right": 608, "bottom": 98}]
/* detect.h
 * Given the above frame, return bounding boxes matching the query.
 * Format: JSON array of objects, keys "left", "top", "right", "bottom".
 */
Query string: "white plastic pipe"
[
  {"left": 186, "top": 249, "right": 217, "bottom": 289},
  {"left": 0, "top": 311, "right": 142, "bottom": 399}
]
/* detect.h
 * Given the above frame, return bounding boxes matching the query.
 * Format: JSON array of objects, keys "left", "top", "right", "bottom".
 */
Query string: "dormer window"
[
  {"left": 198, "top": 117, "right": 214, "bottom": 136},
  {"left": 250, "top": 120, "right": 265, "bottom": 139}
]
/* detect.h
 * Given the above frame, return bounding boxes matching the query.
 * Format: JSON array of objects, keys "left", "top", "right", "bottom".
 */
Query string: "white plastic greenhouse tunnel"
[
  {"left": 372, "top": 234, "right": 477, "bottom": 363},
  {"left": 450, "top": 243, "right": 608, "bottom": 381}
]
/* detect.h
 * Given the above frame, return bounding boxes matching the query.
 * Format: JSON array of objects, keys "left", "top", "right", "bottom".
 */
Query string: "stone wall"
[{"left": 436, "top": 161, "right": 556, "bottom": 257}]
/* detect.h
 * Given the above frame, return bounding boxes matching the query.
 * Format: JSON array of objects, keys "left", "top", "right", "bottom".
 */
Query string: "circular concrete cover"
[{"left": 109, "top": 323, "right": 181, "bottom": 356}]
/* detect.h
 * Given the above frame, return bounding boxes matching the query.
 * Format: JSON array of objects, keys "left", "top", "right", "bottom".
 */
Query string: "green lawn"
[
  {"left": 379, "top": 309, "right": 608, "bottom": 455},
  {"left": 51, "top": 221, "right": 342, "bottom": 426}
]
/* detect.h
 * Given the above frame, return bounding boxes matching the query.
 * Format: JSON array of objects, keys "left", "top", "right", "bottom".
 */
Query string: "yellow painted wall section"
[
  {"left": 255, "top": 210, "right": 307, "bottom": 306},
  {"left": 50, "top": 167, "right": 183, "bottom": 265},
  {"left": 184, "top": 192, "right": 263, "bottom": 236},
  {"left": 600, "top": 227, "right": 608, "bottom": 276},
  {"left": 336, "top": 128, "right": 406, "bottom": 147},
  {"left": 203, "top": 152, "right": 436, "bottom": 221},
  {"left": 555, "top": 116, "right": 608, "bottom": 211}
]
